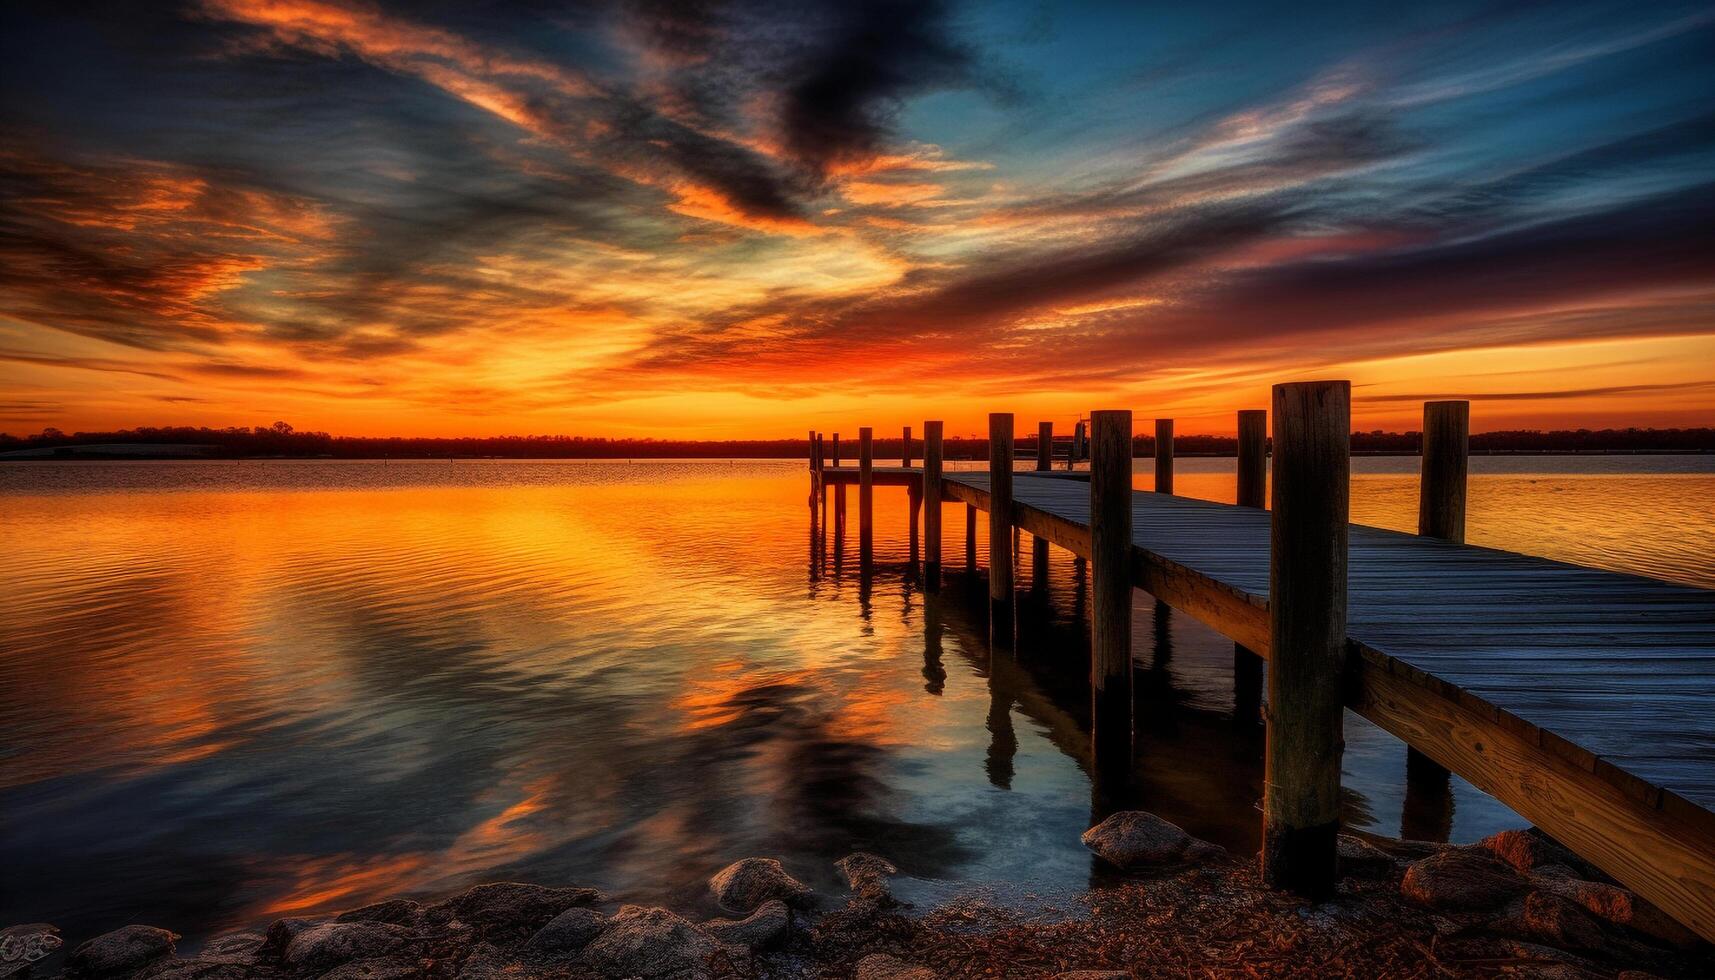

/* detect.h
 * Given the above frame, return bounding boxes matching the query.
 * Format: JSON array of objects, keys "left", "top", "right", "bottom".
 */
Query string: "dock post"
[
  {"left": 989, "top": 413, "right": 1015, "bottom": 645},
  {"left": 1234, "top": 409, "right": 1267, "bottom": 726},
  {"left": 1090, "top": 410, "right": 1134, "bottom": 773},
  {"left": 1154, "top": 418, "right": 1174, "bottom": 494},
  {"left": 903, "top": 425, "right": 913, "bottom": 468},
  {"left": 1037, "top": 421, "right": 1052, "bottom": 471},
  {"left": 833, "top": 433, "right": 845, "bottom": 533},
  {"left": 859, "top": 427, "right": 874, "bottom": 565},
  {"left": 1401, "top": 400, "right": 1469, "bottom": 839},
  {"left": 965, "top": 503, "right": 977, "bottom": 574},
  {"left": 924, "top": 422, "right": 943, "bottom": 591},
  {"left": 1262, "top": 380, "right": 1350, "bottom": 899}
]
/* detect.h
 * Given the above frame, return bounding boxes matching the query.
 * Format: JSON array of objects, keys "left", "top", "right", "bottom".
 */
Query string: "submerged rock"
[
  {"left": 708, "top": 858, "right": 812, "bottom": 913},
  {"left": 67, "top": 925, "right": 178, "bottom": 976},
  {"left": 837, "top": 852, "right": 899, "bottom": 902},
  {"left": 281, "top": 922, "right": 410, "bottom": 972},
  {"left": 703, "top": 899, "right": 792, "bottom": 950},
  {"left": 1080, "top": 811, "right": 1224, "bottom": 869},
  {"left": 0, "top": 924, "right": 61, "bottom": 978},
  {"left": 522, "top": 907, "right": 607, "bottom": 957},
  {"left": 582, "top": 905, "right": 721, "bottom": 980},
  {"left": 855, "top": 953, "right": 937, "bottom": 979},
  {"left": 439, "top": 882, "right": 600, "bottom": 941},
  {"left": 1401, "top": 850, "right": 1528, "bottom": 910}
]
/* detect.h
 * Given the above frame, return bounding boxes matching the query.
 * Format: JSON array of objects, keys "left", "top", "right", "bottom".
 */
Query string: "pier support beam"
[
  {"left": 1402, "top": 399, "right": 1469, "bottom": 837},
  {"left": 1154, "top": 418, "right": 1174, "bottom": 494},
  {"left": 1262, "top": 380, "right": 1350, "bottom": 899},
  {"left": 1090, "top": 410, "right": 1134, "bottom": 773},
  {"left": 924, "top": 421, "right": 944, "bottom": 591},
  {"left": 1234, "top": 409, "right": 1267, "bottom": 726},
  {"left": 1037, "top": 421, "right": 1053, "bottom": 472},
  {"left": 859, "top": 427, "right": 874, "bottom": 565},
  {"left": 989, "top": 413, "right": 1015, "bottom": 645}
]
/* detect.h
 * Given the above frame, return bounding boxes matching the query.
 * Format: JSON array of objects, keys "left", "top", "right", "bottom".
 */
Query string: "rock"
[
  {"left": 1479, "top": 829, "right": 1580, "bottom": 875},
  {"left": 321, "top": 958, "right": 424, "bottom": 980},
  {"left": 336, "top": 899, "right": 423, "bottom": 926},
  {"left": 1053, "top": 973, "right": 1129, "bottom": 980},
  {"left": 1534, "top": 876, "right": 1700, "bottom": 949},
  {"left": 583, "top": 905, "right": 720, "bottom": 980},
  {"left": 836, "top": 853, "right": 899, "bottom": 901},
  {"left": 708, "top": 858, "right": 812, "bottom": 913},
  {"left": 522, "top": 907, "right": 607, "bottom": 957},
  {"left": 703, "top": 899, "right": 791, "bottom": 950},
  {"left": 456, "top": 943, "right": 529, "bottom": 979},
  {"left": 1336, "top": 834, "right": 1398, "bottom": 879},
  {"left": 1080, "top": 811, "right": 1224, "bottom": 869},
  {"left": 1401, "top": 850, "right": 1528, "bottom": 910},
  {"left": 281, "top": 922, "right": 410, "bottom": 972},
  {"left": 196, "top": 932, "right": 264, "bottom": 964},
  {"left": 1489, "top": 892, "right": 1611, "bottom": 953},
  {"left": 67, "top": 925, "right": 179, "bottom": 976},
  {"left": 855, "top": 953, "right": 937, "bottom": 980},
  {"left": 135, "top": 961, "right": 247, "bottom": 980},
  {"left": 439, "top": 882, "right": 601, "bottom": 941},
  {"left": 0, "top": 924, "right": 61, "bottom": 978},
  {"left": 259, "top": 917, "right": 318, "bottom": 959}
]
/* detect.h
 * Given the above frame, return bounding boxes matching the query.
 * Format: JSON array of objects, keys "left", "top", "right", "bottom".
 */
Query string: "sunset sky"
[{"left": 2, "top": 1, "right": 1712, "bottom": 438}]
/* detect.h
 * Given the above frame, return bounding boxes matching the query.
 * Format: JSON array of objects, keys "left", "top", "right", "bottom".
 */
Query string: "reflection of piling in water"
[
  {"left": 964, "top": 503, "right": 976, "bottom": 575},
  {"left": 1032, "top": 534, "right": 1049, "bottom": 596},
  {"left": 1090, "top": 410, "right": 1134, "bottom": 779},
  {"left": 1233, "top": 409, "right": 1267, "bottom": 728},
  {"left": 1402, "top": 738, "right": 1455, "bottom": 842},
  {"left": 923, "top": 594, "right": 946, "bottom": 695},
  {"left": 1262, "top": 381, "right": 1350, "bottom": 900},
  {"left": 1404, "top": 399, "right": 1470, "bottom": 818},
  {"left": 988, "top": 413, "right": 1015, "bottom": 648}
]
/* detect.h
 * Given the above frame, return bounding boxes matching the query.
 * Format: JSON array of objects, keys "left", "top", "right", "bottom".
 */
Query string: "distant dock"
[{"left": 807, "top": 382, "right": 1715, "bottom": 942}]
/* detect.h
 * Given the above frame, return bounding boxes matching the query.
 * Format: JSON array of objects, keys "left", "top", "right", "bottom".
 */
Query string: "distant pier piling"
[
  {"left": 1037, "top": 421, "right": 1053, "bottom": 472},
  {"left": 1233, "top": 409, "right": 1267, "bottom": 727},
  {"left": 1155, "top": 418, "right": 1174, "bottom": 494},
  {"left": 859, "top": 427, "right": 874, "bottom": 565},
  {"left": 989, "top": 413, "right": 1015, "bottom": 645},
  {"left": 924, "top": 421, "right": 944, "bottom": 591},
  {"left": 1262, "top": 380, "right": 1350, "bottom": 899}
]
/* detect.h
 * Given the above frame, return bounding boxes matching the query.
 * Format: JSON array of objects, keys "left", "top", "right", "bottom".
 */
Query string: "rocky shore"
[{"left": 6, "top": 816, "right": 1710, "bottom": 979}]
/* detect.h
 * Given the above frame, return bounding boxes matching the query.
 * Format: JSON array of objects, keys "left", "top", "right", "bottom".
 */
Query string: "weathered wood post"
[
  {"left": 904, "top": 425, "right": 920, "bottom": 570},
  {"left": 1155, "top": 418, "right": 1174, "bottom": 494},
  {"left": 1262, "top": 380, "right": 1350, "bottom": 899},
  {"left": 859, "top": 427, "right": 874, "bottom": 565},
  {"left": 903, "top": 425, "right": 913, "bottom": 468},
  {"left": 924, "top": 421, "right": 944, "bottom": 591},
  {"left": 1070, "top": 421, "right": 1084, "bottom": 470},
  {"left": 833, "top": 432, "right": 844, "bottom": 531},
  {"left": 1090, "top": 410, "right": 1134, "bottom": 772},
  {"left": 1037, "top": 421, "right": 1053, "bottom": 471},
  {"left": 1402, "top": 399, "right": 1468, "bottom": 840},
  {"left": 989, "top": 413, "right": 1015, "bottom": 645},
  {"left": 1234, "top": 409, "right": 1266, "bottom": 726}
]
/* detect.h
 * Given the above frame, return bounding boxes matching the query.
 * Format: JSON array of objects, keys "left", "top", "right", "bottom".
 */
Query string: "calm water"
[{"left": 2, "top": 456, "right": 1711, "bottom": 942}]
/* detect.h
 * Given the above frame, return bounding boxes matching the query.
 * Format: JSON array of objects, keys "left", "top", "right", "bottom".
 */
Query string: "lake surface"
[{"left": 3, "top": 456, "right": 1711, "bottom": 942}]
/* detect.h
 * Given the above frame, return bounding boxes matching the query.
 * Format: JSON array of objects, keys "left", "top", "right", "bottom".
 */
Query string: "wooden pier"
[{"left": 809, "top": 383, "right": 1715, "bottom": 943}]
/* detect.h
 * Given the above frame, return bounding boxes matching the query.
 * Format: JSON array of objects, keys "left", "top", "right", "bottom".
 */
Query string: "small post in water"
[
  {"left": 1262, "top": 380, "right": 1350, "bottom": 900},
  {"left": 1155, "top": 418, "right": 1175, "bottom": 494},
  {"left": 924, "top": 421, "right": 944, "bottom": 591},
  {"left": 859, "top": 427, "right": 874, "bottom": 565},
  {"left": 965, "top": 503, "right": 977, "bottom": 574},
  {"left": 1090, "top": 409, "right": 1134, "bottom": 773},
  {"left": 903, "top": 425, "right": 913, "bottom": 468},
  {"left": 989, "top": 412, "right": 1015, "bottom": 645},
  {"left": 1037, "top": 420, "right": 1053, "bottom": 471}
]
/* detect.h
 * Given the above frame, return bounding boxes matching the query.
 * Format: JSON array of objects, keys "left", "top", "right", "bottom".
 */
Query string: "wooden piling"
[
  {"left": 1262, "top": 380, "right": 1350, "bottom": 899},
  {"left": 989, "top": 413, "right": 1015, "bottom": 645},
  {"left": 965, "top": 503, "right": 977, "bottom": 574},
  {"left": 1234, "top": 409, "right": 1267, "bottom": 725},
  {"left": 859, "top": 427, "right": 874, "bottom": 563},
  {"left": 1037, "top": 421, "right": 1053, "bottom": 471},
  {"left": 1155, "top": 418, "right": 1174, "bottom": 494},
  {"left": 924, "top": 421, "right": 944, "bottom": 591},
  {"left": 1419, "top": 401, "right": 1469, "bottom": 543},
  {"left": 1090, "top": 410, "right": 1134, "bottom": 771},
  {"left": 903, "top": 425, "right": 913, "bottom": 468}
]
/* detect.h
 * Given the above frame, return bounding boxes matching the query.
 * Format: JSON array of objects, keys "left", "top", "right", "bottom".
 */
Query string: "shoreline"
[
  {"left": 16, "top": 818, "right": 1711, "bottom": 979},
  {"left": 3, "top": 449, "right": 1713, "bottom": 462}
]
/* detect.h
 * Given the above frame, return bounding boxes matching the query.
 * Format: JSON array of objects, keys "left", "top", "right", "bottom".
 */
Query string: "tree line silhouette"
[{"left": 3, "top": 422, "right": 1710, "bottom": 458}]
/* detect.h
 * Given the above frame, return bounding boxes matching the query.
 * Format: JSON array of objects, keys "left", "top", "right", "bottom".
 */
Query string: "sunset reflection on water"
[{"left": 2, "top": 457, "right": 1710, "bottom": 941}]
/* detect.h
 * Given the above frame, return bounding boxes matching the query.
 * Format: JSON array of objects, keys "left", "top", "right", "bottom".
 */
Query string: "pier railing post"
[
  {"left": 989, "top": 413, "right": 1015, "bottom": 645},
  {"left": 1090, "top": 410, "right": 1134, "bottom": 772},
  {"left": 1262, "top": 380, "right": 1350, "bottom": 899},
  {"left": 1155, "top": 418, "right": 1174, "bottom": 494},
  {"left": 859, "top": 427, "right": 874, "bottom": 564},
  {"left": 903, "top": 425, "right": 913, "bottom": 468},
  {"left": 924, "top": 421, "right": 943, "bottom": 591},
  {"left": 1402, "top": 399, "right": 1468, "bottom": 839},
  {"left": 1233, "top": 409, "right": 1267, "bottom": 726},
  {"left": 1037, "top": 421, "right": 1052, "bottom": 471}
]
